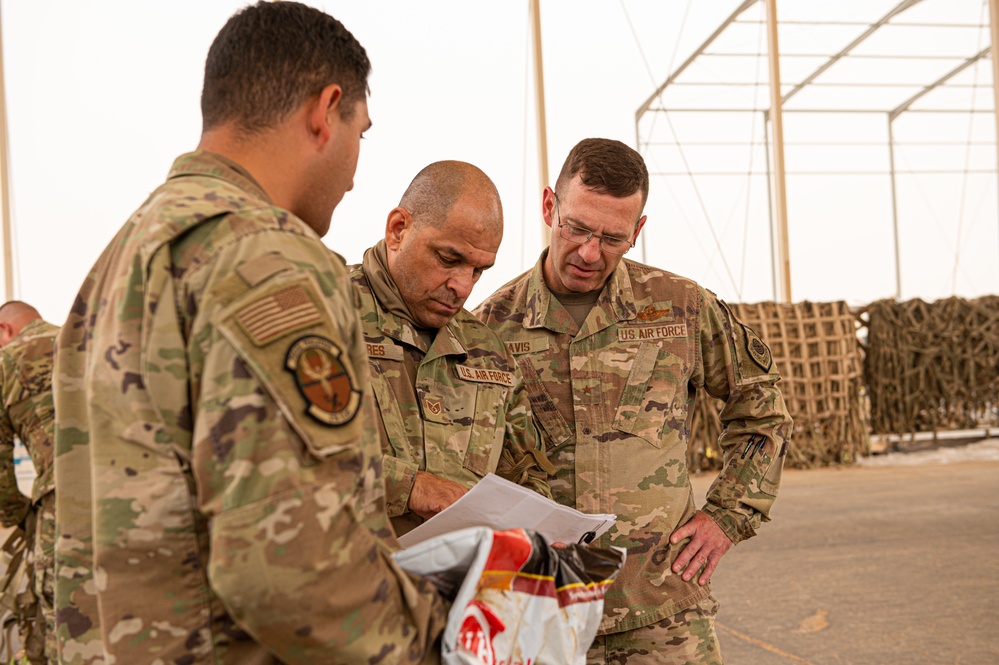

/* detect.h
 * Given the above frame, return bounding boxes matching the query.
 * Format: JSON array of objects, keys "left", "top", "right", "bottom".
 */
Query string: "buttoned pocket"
[
  {"left": 612, "top": 342, "right": 685, "bottom": 448},
  {"left": 462, "top": 384, "right": 508, "bottom": 477},
  {"left": 419, "top": 378, "right": 506, "bottom": 481}
]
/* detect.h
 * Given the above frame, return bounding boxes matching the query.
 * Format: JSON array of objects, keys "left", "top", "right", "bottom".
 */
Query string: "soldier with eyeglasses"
[{"left": 474, "top": 138, "right": 793, "bottom": 664}]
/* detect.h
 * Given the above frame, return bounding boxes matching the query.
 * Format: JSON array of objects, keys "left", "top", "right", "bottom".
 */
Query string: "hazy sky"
[{"left": 3, "top": 0, "right": 997, "bottom": 324}]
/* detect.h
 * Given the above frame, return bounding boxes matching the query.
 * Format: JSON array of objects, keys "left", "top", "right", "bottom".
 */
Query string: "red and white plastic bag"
[{"left": 393, "top": 527, "right": 625, "bottom": 665}]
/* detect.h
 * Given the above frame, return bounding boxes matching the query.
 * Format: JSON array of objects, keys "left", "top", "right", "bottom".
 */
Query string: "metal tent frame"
[{"left": 635, "top": 0, "right": 999, "bottom": 303}]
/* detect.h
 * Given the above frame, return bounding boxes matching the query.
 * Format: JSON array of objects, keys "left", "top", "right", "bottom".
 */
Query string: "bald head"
[
  {"left": 384, "top": 161, "right": 504, "bottom": 328},
  {"left": 399, "top": 160, "right": 502, "bottom": 234},
  {"left": 0, "top": 301, "right": 41, "bottom": 347}
]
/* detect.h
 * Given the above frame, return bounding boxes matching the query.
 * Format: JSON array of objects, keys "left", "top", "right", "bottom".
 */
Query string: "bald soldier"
[
  {"left": 475, "top": 139, "right": 792, "bottom": 664},
  {"left": 52, "top": 3, "right": 444, "bottom": 664},
  {"left": 350, "top": 161, "right": 552, "bottom": 535},
  {"left": 0, "top": 301, "right": 59, "bottom": 663}
]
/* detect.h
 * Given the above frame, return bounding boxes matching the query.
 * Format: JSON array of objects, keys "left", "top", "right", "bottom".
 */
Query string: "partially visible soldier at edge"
[
  {"left": 349, "top": 160, "right": 553, "bottom": 536},
  {"left": 0, "top": 301, "right": 58, "bottom": 663},
  {"left": 52, "top": 3, "right": 445, "bottom": 664},
  {"left": 474, "top": 138, "right": 793, "bottom": 664}
]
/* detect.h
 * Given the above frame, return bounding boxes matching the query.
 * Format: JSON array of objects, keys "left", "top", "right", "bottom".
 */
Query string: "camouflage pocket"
[
  {"left": 462, "top": 384, "right": 507, "bottom": 477},
  {"left": 518, "top": 359, "right": 572, "bottom": 447},
  {"left": 758, "top": 447, "right": 782, "bottom": 496},
  {"left": 613, "top": 343, "right": 685, "bottom": 448}
]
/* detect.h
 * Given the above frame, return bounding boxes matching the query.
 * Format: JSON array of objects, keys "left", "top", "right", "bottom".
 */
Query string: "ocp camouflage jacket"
[
  {"left": 53, "top": 151, "right": 444, "bottom": 665},
  {"left": 0, "top": 318, "right": 58, "bottom": 523},
  {"left": 474, "top": 254, "right": 793, "bottom": 635},
  {"left": 350, "top": 262, "right": 552, "bottom": 536}
]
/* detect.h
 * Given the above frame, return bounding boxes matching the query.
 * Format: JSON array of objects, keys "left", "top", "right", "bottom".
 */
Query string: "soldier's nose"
[
  {"left": 577, "top": 238, "right": 603, "bottom": 263},
  {"left": 448, "top": 274, "right": 473, "bottom": 301}
]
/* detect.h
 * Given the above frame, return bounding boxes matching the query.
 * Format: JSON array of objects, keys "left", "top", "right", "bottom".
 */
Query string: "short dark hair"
[
  {"left": 554, "top": 138, "right": 650, "bottom": 208},
  {"left": 201, "top": 1, "right": 371, "bottom": 134}
]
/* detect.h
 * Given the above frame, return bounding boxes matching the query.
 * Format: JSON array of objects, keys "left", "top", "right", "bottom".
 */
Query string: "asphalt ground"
[{"left": 691, "top": 452, "right": 999, "bottom": 665}]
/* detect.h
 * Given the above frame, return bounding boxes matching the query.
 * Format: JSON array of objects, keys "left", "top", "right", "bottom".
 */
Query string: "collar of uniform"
[
  {"left": 353, "top": 262, "right": 468, "bottom": 361},
  {"left": 167, "top": 151, "right": 272, "bottom": 205},
  {"left": 375, "top": 312, "right": 467, "bottom": 361},
  {"left": 12, "top": 318, "right": 52, "bottom": 344},
  {"left": 374, "top": 290, "right": 426, "bottom": 351},
  {"left": 523, "top": 251, "right": 572, "bottom": 333},
  {"left": 598, "top": 259, "right": 639, "bottom": 324},
  {"left": 426, "top": 319, "right": 468, "bottom": 363},
  {"left": 523, "top": 251, "right": 638, "bottom": 333},
  {"left": 352, "top": 250, "right": 425, "bottom": 350}
]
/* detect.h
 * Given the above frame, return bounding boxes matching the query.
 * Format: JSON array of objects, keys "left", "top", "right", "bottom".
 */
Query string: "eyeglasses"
[{"left": 552, "top": 192, "right": 635, "bottom": 255}]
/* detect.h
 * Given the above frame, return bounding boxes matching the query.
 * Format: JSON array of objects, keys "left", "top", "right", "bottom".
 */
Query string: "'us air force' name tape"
[
  {"left": 618, "top": 322, "right": 688, "bottom": 341},
  {"left": 456, "top": 364, "right": 515, "bottom": 387}
]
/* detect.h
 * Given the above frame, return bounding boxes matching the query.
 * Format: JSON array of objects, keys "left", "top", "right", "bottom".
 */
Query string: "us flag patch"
[{"left": 237, "top": 284, "right": 322, "bottom": 346}]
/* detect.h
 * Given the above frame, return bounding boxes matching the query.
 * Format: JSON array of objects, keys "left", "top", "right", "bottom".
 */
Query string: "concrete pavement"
[{"left": 692, "top": 454, "right": 999, "bottom": 665}]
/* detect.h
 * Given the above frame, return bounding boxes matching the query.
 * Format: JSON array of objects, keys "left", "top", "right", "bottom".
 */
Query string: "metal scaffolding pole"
[
  {"left": 766, "top": 0, "right": 792, "bottom": 303},
  {"left": 530, "top": 0, "right": 551, "bottom": 246},
  {"left": 635, "top": 0, "right": 758, "bottom": 120},
  {"left": 989, "top": 0, "right": 999, "bottom": 267},
  {"left": 763, "top": 111, "right": 778, "bottom": 301},
  {"left": 887, "top": 115, "right": 903, "bottom": 299},
  {"left": 781, "top": 0, "right": 923, "bottom": 106},
  {"left": 0, "top": 5, "right": 13, "bottom": 301}
]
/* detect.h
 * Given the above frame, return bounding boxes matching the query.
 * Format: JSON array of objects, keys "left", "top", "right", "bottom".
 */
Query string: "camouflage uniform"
[
  {"left": 0, "top": 318, "right": 59, "bottom": 662},
  {"left": 349, "top": 249, "right": 552, "bottom": 535},
  {"left": 474, "top": 254, "right": 792, "bottom": 659},
  {"left": 53, "top": 151, "right": 445, "bottom": 665}
]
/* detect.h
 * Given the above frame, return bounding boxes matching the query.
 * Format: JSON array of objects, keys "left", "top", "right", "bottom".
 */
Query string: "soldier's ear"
[
  {"left": 541, "top": 187, "right": 556, "bottom": 230},
  {"left": 631, "top": 215, "right": 647, "bottom": 243},
  {"left": 0, "top": 322, "right": 12, "bottom": 346},
  {"left": 385, "top": 207, "right": 414, "bottom": 251},
  {"left": 308, "top": 83, "right": 343, "bottom": 149}
]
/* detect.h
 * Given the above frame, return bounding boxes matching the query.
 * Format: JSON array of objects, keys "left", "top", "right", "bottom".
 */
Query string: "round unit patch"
[{"left": 285, "top": 335, "right": 361, "bottom": 426}]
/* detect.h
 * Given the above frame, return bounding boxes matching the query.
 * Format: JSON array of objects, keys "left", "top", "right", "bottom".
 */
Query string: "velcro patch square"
[{"left": 236, "top": 284, "right": 322, "bottom": 346}]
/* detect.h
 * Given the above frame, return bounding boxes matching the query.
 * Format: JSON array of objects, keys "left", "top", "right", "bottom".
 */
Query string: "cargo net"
[
  {"left": 861, "top": 296, "right": 999, "bottom": 436},
  {"left": 690, "top": 300, "right": 869, "bottom": 471}
]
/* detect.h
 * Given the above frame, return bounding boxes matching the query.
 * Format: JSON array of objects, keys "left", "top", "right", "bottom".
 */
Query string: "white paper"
[{"left": 397, "top": 473, "right": 616, "bottom": 548}]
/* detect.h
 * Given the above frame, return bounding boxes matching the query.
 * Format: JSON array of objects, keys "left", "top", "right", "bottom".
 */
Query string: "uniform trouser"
[
  {"left": 32, "top": 493, "right": 56, "bottom": 662},
  {"left": 587, "top": 595, "right": 723, "bottom": 665}
]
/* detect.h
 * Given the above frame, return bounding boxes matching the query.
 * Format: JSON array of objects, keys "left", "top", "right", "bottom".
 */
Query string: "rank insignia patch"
[
  {"left": 285, "top": 336, "right": 361, "bottom": 426},
  {"left": 424, "top": 397, "right": 443, "bottom": 416},
  {"left": 745, "top": 326, "right": 773, "bottom": 372}
]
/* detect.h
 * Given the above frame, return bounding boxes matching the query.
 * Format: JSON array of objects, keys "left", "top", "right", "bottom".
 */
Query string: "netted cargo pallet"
[
  {"left": 689, "top": 300, "right": 869, "bottom": 471},
  {"left": 862, "top": 296, "right": 999, "bottom": 436}
]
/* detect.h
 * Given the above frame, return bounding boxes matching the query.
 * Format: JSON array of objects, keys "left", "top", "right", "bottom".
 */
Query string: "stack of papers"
[{"left": 398, "top": 473, "right": 616, "bottom": 548}]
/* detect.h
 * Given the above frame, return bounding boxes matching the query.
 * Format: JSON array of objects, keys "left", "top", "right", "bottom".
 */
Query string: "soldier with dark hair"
[
  {"left": 349, "top": 161, "right": 552, "bottom": 537},
  {"left": 0, "top": 301, "right": 58, "bottom": 663},
  {"left": 53, "top": 3, "right": 444, "bottom": 664},
  {"left": 475, "top": 138, "right": 793, "bottom": 664}
]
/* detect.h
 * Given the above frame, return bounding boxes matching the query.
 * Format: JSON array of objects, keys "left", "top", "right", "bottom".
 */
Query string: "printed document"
[{"left": 398, "top": 473, "right": 616, "bottom": 548}]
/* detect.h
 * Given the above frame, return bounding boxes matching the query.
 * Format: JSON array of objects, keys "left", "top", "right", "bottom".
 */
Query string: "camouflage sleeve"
[
  {"left": 0, "top": 359, "right": 30, "bottom": 527},
  {"left": 495, "top": 365, "right": 553, "bottom": 499},
  {"left": 696, "top": 291, "right": 793, "bottom": 544},
  {"left": 381, "top": 454, "right": 420, "bottom": 517},
  {"left": 186, "top": 232, "right": 444, "bottom": 664}
]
